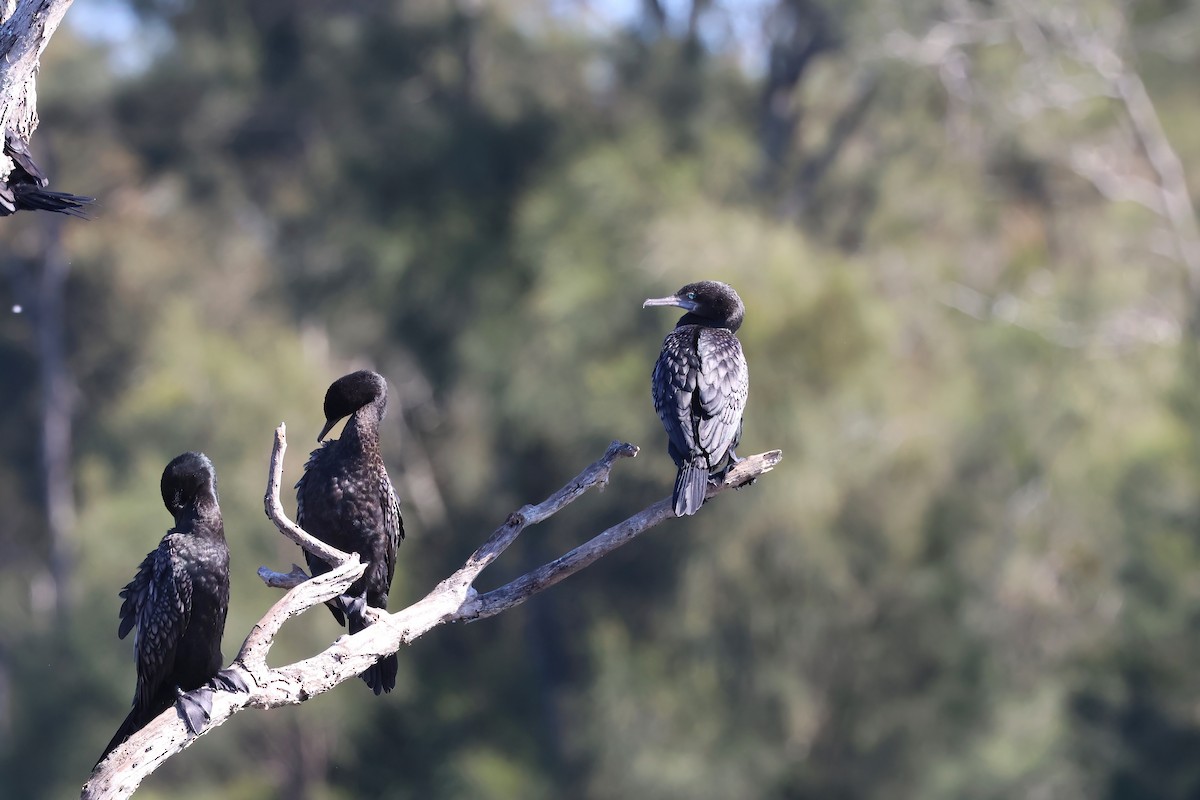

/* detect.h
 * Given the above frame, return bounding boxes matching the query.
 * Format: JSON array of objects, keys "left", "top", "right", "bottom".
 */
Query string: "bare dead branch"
[
  {"left": 884, "top": 0, "right": 1200, "bottom": 337},
  {"left": 1063, "top": 145, "right": 1168, "bottom": 215},
  {"left": 0, "top": 0, "right": 76, "bottom": 177},
  {"left": 237, "top": 558, "right": 367, "bottom": 674},
  {"left": 263, "top": 423, "right": 356, "bottom": 567},
  {"left": 458, "top": 449, "right": 784, "bottom": 621},
  {"left": 83, "top": 431, "right": 781, "bottom": 799},
  {"left": 444, "top": 440, "right": 640, "bottom": 589},
  {"left": 1109, "top": 71, "right": 1200, "bottom": 292}
]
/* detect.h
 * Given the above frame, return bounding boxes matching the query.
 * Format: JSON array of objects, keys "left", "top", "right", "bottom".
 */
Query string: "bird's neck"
[
  {"left": 341, "top": 402, "right": 383, "bottom": 453},
  {"left": 677, "top": 310, "right": 743, "bottom": 332},
  {"left": 176, "top": 496, "right": 223, "bottom": 536}
]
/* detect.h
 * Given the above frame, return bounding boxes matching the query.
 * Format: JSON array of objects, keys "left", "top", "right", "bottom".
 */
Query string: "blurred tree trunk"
[
  {"left": 1, "top": 0, "right": 82, "bottom": 621},
  {"left": 37, "top": 211, "right": 74, "bottom": 620},
  {"left": 277, "top": 714, "right": 329, "bottom": 800},
  {"left": 785, "top": 71, "right": 878, "bottom": 225},
  {"left": 640, "top": 0, "right": 666, "bottom": 38},
  {"left": 522, "top": 540, "right": 570, "bottom": 780},
  {"left": 0, "top": 641, "right": 9, "bottom": 743},
  {"left": 451, "top": 0, "right": 479, "bottom": 103},
  {"left": 756, "top": 0, "right": 839, "bottom": 192}
]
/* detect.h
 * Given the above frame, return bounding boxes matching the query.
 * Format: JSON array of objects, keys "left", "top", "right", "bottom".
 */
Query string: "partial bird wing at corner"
[
  {"left": 2, "top": 134, "right": 95, "bottom": 218},
  {"left": 4, "top": 134, "right": 49, "bottom": 186}
]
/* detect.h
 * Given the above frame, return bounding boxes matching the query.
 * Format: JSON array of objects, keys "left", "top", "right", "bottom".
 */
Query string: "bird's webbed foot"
[
  {"left": 338, "top": 593, "right": 367, "bottom": 620},
  {"left": 731, "top": 470, "right": 757, "bottom": 489},
  {"left": 175, "top": 686, "right": 215, "bottom": 736},
  {"left": 175, "top": 668, "right": 249, "bottom": 736},
  {"left": 720, "top": 449, "right": 757, "bottom": 490},
  {"left": 210, "top": 666, "right": 251, "bottom": 694}
]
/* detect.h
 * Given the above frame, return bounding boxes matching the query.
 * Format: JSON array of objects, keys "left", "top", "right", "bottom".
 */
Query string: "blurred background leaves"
[{"left": 2, "top": 0, "right": 1200, "bottom": 797}]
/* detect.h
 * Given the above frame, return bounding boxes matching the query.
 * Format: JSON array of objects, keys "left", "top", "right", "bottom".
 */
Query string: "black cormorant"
[
  {"left": 98, "top": 452, "right": 240, "bottom": 765},
  {"left": 644, "top": 280, "right": 749, "bottom": 517},
  {"left": 1, "top": 134, "right": 93, "bottom": 218},
  {"left": 296, "top": 370, "right": 404, "bottom": 695}
]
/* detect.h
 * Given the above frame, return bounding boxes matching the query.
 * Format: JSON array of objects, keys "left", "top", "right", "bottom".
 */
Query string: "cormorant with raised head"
[
  {"left": 1, "top": 133, "right": 93, "bottom": 218},
  {"left": 98, "top": 452, "right": 240, "bottom": 765},
  {"left": 644, "top": 280, "right": 749, "bottom": 517},
  {"left": 296, "top": 370, "right": 404, "bottom": 695}
]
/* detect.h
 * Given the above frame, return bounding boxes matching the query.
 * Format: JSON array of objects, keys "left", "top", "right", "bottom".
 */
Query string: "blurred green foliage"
[{"left": 2, "top": 0, "right": 1200, "bottom": 797}]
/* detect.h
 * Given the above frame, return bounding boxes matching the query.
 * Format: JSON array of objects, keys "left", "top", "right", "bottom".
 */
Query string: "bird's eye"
[{"left": 686, "top": 292, "right": 696, "bottom": 300}]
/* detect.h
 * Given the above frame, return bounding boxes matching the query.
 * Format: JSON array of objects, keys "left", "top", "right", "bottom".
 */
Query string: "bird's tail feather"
[
  {"left": 673, "top": 462, "right": 709, "bottom": 517},
  {"left": 324, "top": 598, "right": 347, "bottom": 627},
  {"left": 96, "top": 702, "right": 153, "bottom": 767},
  {"left": 360, "top": 654, "right": 399, "bottom": 696},
  {"left": 348, "top": 606, "right": 398, "bottom": 695},
  {"left": 14, "top": 185, "right": 94, "bottom": 218}
]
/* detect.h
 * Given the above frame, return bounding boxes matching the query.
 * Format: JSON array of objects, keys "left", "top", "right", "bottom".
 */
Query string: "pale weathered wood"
[
  {"left": 262, "top": 423, "right": 358, "bottom": 567},
  {"left": 0, "top": 0, "right": 76, "bottom": 177},
  {"left": 83, "top": 429, "right": 781, "bottom": 799},
  {"left": 457, "top": 449, "right": 783, "bottom": 622}
]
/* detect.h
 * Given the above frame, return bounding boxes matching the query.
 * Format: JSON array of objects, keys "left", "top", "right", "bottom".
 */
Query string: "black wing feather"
[
  {"left": 652, "top": 327, "right": 702, "bottom": 467},
  {"left": 4, "top": 136, "right": 47, "bottom": 186},
  {"left": 131, "top": 537, "right": 192, "bottom": 712},
  {"left": 382, "top": 475, "right": 403, "bottom": 593},
  {"left": 296, "top": 440, "right": 347, "bottom": 626},
  {"left": 653, "top": 326, "right": 747, "bottom": 469},
  {"left": 695, "top": 327, "right": 748, "bottom": 462},
  {"left": 3, "top": 135, "right": 94, "bottom": 218},
  {"left": 117, "top": 550, "right": 155, "bottom": 641}
]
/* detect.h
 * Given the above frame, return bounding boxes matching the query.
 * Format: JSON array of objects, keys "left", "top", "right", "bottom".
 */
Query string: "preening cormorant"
[
  {"left": 644, "top": 280, "right": 749, "bottom": 517},
  {"left": 1, "top": 134, "right": 93, "bottom": 218},
  {"left": 98, "top": 452, "right": 241, "bottom": 765},
  {"left": 296, "top": 370, "right": 404, "bottom": 695}
]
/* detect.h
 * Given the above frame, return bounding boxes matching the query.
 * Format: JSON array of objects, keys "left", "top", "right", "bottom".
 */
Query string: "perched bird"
[
  {"left": 296, "top": 370, "right": 404, "bottom": 695},
  {"left": 644, "top": 280, "right": 749, "bottom": 517},
  {"left": 1, "top": 133, "right": 93, "bottom": 218},
  {"left": 98, "top": 452, "right": 243, "bottom": 765}
]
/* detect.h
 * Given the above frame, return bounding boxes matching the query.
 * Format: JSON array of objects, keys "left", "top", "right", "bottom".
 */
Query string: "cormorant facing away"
[
  {"left": 1, "top": 134, "right": 93, "bottom": 218},
  {"left": 296, "top": 370, "right": 404, "bottom": 695},
  {"left": 644, "top": 280, "right": 749, "bottom": 517},
  {"left": 98, "top": 452, "right": 243, "bottom": 765}
]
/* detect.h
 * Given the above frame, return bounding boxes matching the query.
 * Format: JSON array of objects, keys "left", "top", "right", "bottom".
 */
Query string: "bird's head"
[
  {"left": 319, "top": 370, "right": 388, "bottom": 441},
  {"left": 161, "top": 451, "right": 219, "bottom": 516},
  {"left": 643, "top": 280, "right": 745, "bottom": 331}
]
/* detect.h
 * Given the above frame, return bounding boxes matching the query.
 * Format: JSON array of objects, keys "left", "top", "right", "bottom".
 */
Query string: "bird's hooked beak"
[
  {"left": 643, "top": 295, "right": 699, "bottom": 312},
  {"left": 317, "top": 417, "right": 341, "bottom": 442}
]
